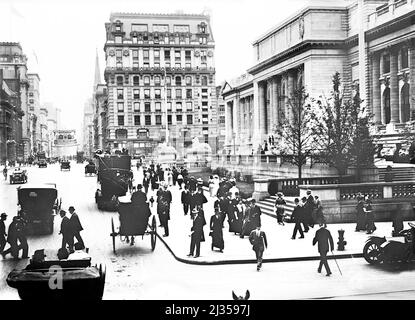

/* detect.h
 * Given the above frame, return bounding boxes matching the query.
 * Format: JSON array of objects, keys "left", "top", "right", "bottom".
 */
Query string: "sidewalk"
[{"left": 148, "top": 184, "right": 411, "bottom": 265}]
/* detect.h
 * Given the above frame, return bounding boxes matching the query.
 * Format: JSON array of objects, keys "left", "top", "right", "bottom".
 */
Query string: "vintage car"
[
  {"left": 60, "top": 160, "right": 71, "bottom": 171},
  {"left": 363, "top": 222, "right": 415, "bottom": 265},
  {"left": 38, "top": 159, "right": 47, "bottom": 168},
  {"left": 17, "top": 184, "right": 61, "bottom": 235},
  {"left": 85, "top": 162, "right": 96, "bottom": 176},
  {"left": 7, "top": 249, "right": 106, "bottom": 300},
  {"left": 10, "top": 169, "right": 28, "bottom": 184}
]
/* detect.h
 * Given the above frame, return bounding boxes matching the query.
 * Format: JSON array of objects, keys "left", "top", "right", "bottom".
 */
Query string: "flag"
[
  {"left": 10, "top": 4, "right": 24, "bottom": 19},
  {"left": 32, "top": 50, "right": 39, "bottom": 64}
]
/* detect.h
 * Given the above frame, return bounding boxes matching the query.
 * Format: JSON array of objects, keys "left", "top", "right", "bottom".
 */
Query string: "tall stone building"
[
  {"left": 0, "top": 42, "right": 30, "bottom": 161},
  {"left": 28, "top": 73, "right": 41, "bottom": 154},
  {"left": 103, "top": 12, "right": 217, "bottom": 157},
  {"left": 94, "top": 83, "right": 108, "bottom": 151},
  {"left": 0, "top": 69, "right": 23, "bottom": 164},
  {"left": 82, "top": 98, "right": 94, "bottom": 158},
  {"left": 223, "top": 0, "right": 415, "bottom": 154}
]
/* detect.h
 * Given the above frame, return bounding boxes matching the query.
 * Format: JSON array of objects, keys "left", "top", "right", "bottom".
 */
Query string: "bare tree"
[{"left": 275, "top": 87, "right": 321, "bottom": 180}]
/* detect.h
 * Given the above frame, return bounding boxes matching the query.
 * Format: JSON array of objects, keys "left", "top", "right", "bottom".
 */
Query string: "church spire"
[{"left": 94, "top": 48, "right": 101, "bottom": 88}]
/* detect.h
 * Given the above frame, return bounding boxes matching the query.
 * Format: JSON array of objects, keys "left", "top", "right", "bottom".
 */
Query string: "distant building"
[
  {"left": 39, "top": 106, "right": 49, "bottom": 156},
  {"left": 215, "top": 85, "right": 226, "bottom": 152},
  {"left": 103, "top": 12, "right": 217, "bottom": 157},
  {"left": 82, "top": 98, "right": 94, "bottom": 158},
  {"left": 0, "top": 42, "right": 30, "bottom": 160},
  {"left": 222, "top": 0, "right": 415, "bottom": 154},
  {"left": 45, "top": 102, "right": 62, "bottom": 157},
  {"left": 28, "top": 73, "right": 41, "bottom": 154},
  {"left": 94, "top": 83, "right": 108, "bottom": 151}
]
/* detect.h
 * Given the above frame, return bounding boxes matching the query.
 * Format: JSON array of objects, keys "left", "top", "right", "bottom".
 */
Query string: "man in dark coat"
[
  {"left": 291, "top": 198, "right": 304, "bottom": 239},
  {"left": 68, "top": 206, "right": 84, "bottom": 250},
  {"left": 249, "top": 225, "right": 268, "bottom": 271},
  {"left": 250, "top": 199, "right": 262, "bottom": 230},
  {"left": 15, "top": 214, "right": 28, "bottom": 259},
  {"left": 181, "top": 185, "right": 191, "bottom": 215},
  {"left": 188, "top": 208, "right": 206, "bottom": 258},
  {"left": 190, "top": 187, "right": 208, "bottom": 216},
  {"left": 0, "top": 213, "right": 7, "bottom": 253},
  {"left": 301, "top": 197, "right": 309, "bottom": 232},
  {"left": 157, "top": 184, "right": 172, "bottom": 237},
  {"left": 59, "top": 210, "right": 73, "bottom": 251},
  {"left": 172, "top": 167, "right": 178, "bottom": 186},
  {"left": 131, "top": 184, "right": 147, "bottom": 205},
  {"left": 1, "top": 216, "right": 19, "bottom": 258},
  {"left": 305, "top": 190, "right": 315, "bottom": 228},
  {"left": 188, "top": 176, "right": 198, "bottom": 193},
  {"left": 312, "top": 223, "right": 334, "bottom": 276},
  {"left": 142, "top": 173, "right": 151, "bottom": 194}
]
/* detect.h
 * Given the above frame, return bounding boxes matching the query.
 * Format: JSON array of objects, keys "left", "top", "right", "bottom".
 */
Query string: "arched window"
[
  {"left": 186, "top": 76, "right": 192, "bottom": 86},
  {"left": 201, "top": 76, "right": 207, "bottom": 86},
  {"left": 175, "top": 76, "right": 182, "bottom": 86},
  {"left": 115, "top": 129, "right": 128, "bottom": 139},
  {"left": 133, "top": 76, "right": 140, "bottom": 86},
  {"left": 116, "top": 76, "right": 123, "bottom": 86},
  {"left": 383, "top": 87, "right": 391, "bottom": 124},
  {"left": 401, "top": 83, "right": 410, "bottom": 122}
]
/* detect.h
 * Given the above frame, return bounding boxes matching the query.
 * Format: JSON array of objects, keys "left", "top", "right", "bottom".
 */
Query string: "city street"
[{"left": 1, "top": 163, "right": 415, "bottom": 300}]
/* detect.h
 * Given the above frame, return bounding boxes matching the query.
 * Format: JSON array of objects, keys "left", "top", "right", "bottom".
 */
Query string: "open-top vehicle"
[
  {"left": 60, "top": 160, "right": 71, "bottom": 171},
  {"left": 38, "top": 159, "right": 47, "bottom": 168},
  {"left": 110, "top": 196, "right": 157, "bottom": 253},
  {"left": 17, "top": 183, "right": 61, "bottom": 235},
  {"left": 6, "top": 249, "right": 106, "bottom": 300},
  {"left": 10, "top": 168, "right": 28, "bottom": 184},
  {"left": 363, "top": 222, "right": 415, "bottom": 265},
  {"left": 95, "top": 154, "right": 133, "bottom": 211}
]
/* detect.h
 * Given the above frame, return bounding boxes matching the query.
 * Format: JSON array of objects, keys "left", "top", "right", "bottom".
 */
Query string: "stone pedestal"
[{"left": 252, "top": 178, "right": 270, "bottom": 201}]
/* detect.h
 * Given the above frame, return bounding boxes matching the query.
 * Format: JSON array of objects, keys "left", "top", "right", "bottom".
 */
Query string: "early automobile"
[
  {"left": 10, "top": 168, "right": 28, "bottom": 184},
  {"left": 85, "top": 162, "right": 96, "bottom": 176},
  {"left": 363, "top": 222, "right": 415, "bottom": 264},
  {"left": 17, "top": 184, "right": 61, "bottom": 235},
  {"left": 95, "top": 154, "right": 133, "bottom": 211},
  {"left": 38, "top": 159, "right": 47, "bottom": 168},
  {"left": 6, "top": 249, "right": 106, "bottom": 300},
  {"left": 110, "top": 196, "right": 157, "bottom": 253},
  {"left": 60, "top": 160, "right": 71, "bottom": 171}
]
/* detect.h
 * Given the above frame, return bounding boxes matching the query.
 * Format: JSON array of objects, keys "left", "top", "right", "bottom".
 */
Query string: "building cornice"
[
  {"left": 222, "top": 82, "right": 254, "bottom": 98},
  {"left": 110, "top": 12, "right": 210, "bottom": 21},
  {"left": 248, "top": 39, "right": 346, "bottom": 75},
  {"left": 104, "top": 43, "right": 214, "bottom": 50}
]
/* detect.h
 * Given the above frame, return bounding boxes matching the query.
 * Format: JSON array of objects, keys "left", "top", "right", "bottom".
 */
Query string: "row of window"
[
  {"left": 117, "top": 114, "right": 194, "bottom": 126},
  {"left": 123, "top": 49, "right": 198, "bottom": 60},
  {"left": 114, "top": 75, "right": 210, "bottom": 86},
  {"left": 116, "top": 61, "right": 207, "bottom": 70},
  {"left": 113, "top": 34, "right": 208, "bottom": 45},
  {"left": 117, "top": 101, "right": 196, "bottom": 112},
  {"left": 115, "top": 22, "right": 207, "bottom": 34},
  {"left": 117, "top": 88, "right": 195, "bottom": 100}
]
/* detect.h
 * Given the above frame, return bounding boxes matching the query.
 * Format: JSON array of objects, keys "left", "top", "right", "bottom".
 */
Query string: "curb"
[{"left": 156, "top": 232, "right": 364, "bottom": 266}]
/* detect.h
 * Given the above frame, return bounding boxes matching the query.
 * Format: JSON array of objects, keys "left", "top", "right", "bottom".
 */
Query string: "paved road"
[{"left": 1, "top": 163, "right": 415, "bottom": 300}]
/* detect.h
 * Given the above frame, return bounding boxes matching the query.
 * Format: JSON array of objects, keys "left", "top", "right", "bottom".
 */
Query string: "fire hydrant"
[{"left": 337, "top": 229, "right": 347, "bottom": 251}]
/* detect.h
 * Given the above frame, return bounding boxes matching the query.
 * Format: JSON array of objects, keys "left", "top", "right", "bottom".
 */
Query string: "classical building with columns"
[{"left": 223, "top": 0, "right": 415, "bottom": 155}]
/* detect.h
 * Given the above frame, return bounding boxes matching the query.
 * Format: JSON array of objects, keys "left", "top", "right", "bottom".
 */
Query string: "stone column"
[
  {"left": 253, "top": 81, "right": 261, "bottom": 149},
  {"left": 266, "top": 80, "right": 272, "bottom": 135},
  {"left": 372, "top": 52, "right": 381, "bottom": 123},
  {"left": 233, "top": 96, "right": 240, "bottom": 147},
  {"left": 258, "top": 81, "right": 267, "bottom": 141},
  {"left": 225, "top": 101, "right": 233, "bottom": 145},
  {"left": 390, "top": 47, "right": 400, "bottom": 123},
  {"left": 272, "top": 76, "right": 279, "bottom": 129},
  {"left": 410, "top": 40, "right": 415, "bottom": 120},
  {"left": 287, "top": 71, "right": 295, "bottom": 122}
]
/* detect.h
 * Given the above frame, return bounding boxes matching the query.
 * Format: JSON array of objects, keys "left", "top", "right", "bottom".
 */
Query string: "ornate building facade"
[
  {"left": 103, "top": 12, "right": 217, "bottom": 157},
  {"left": 28, "top": 73, "right": 41, "bottom": 154},
  {"left": 223, "top": 0, "right": 415, "bottom": 154},
  {"left": 0, "top": 42, "right": 30, "bottom": 161}
]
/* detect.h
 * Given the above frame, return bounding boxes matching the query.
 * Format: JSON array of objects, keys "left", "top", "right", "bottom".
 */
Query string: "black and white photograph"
[{"left": 1, "top": 0, "right": 415, "bottom": 305}]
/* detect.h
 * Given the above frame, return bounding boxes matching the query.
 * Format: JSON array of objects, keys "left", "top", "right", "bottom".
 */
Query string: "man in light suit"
[
  {"left": 312, "top": 223, "right": 334, "bottom": 276},
  {"left": 249, "top": 225, "right": 268, "bottom": 271}
]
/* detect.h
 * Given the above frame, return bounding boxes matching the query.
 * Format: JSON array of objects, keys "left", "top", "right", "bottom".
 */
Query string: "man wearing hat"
[
  {"left": 274, "top": 192, "right": 286, "bottom": 226},
  {"left": 157, "top": 183, "right": 172, "bottom": 237},
  {"left": 312, "top": 222, "right": 334, "bottom": 276},
  {"left": 249, "top": 225, "right": 268, "bottom": 271},
  {"left": 68, "top": 206, "right": 84, "bottom": 251},
  {"left": 188, "top": 207, "right": 206, "bottom": 258},
  {"left": 59, "top": 210, "right": 73, "bottom": 252},
  {"left": 0, "top": 213, "right": 7, "bottom": 253},
  {"left": 131, "top": 184, "right": 147, "bottom": 206},
  {"left": 305, "top": 189, "right": 316, "bottom": 228}
]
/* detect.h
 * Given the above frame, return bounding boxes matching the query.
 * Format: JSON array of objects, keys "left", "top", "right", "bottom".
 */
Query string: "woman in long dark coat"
[
  {"left": 355, "top": 195, "right": 366, "bottom": 231},
  {"left": 210, "top": 209, "right": 224, "bottom": 252},
  {"left": 365, "top": 198, "right": 376, "bottom": 234},
  {"left": 227, "top": 198, "right": 241, "bottom": 234}
]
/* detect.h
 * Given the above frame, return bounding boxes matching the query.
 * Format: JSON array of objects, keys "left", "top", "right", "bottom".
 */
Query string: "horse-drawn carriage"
[
  {"left": 110, "top": 196, "right": 157, "bottom": 253},
  {"left": 10, "top": 168, "right": 28, "bottom": 184},
  {"left": 363, "top": 222, "right": 415, "bottom": 265},
  {"left": 95, "top": 154, "right": 133, "bottom": 211},
  {"left": 60, "top": 160, "right": 71, "bottom": 171},
  {"left": 17, "top": 184, "right": 61, "bottom": 235},
  {"left": 6, "top": 250, "right": 106, "bottom": 300},
  {"left": 85, "top": 162, "right": 96, "bottom": 176}
]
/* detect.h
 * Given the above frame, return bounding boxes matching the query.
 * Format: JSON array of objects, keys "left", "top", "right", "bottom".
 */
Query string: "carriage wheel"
[
  {"left": 363, "top": 241, "right": 381, "bottom": 265},
  {"left": 111, "top": 218, "right": 116, "bottom": 253},
  {"left": 151, "top": 215, "right": 157, "bottom": 251},
  {"left": 98, "top": 263, "right": 106, "bottom": 300}
]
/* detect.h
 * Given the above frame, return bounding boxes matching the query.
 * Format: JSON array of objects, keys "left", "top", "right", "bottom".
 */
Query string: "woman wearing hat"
[
  {"left": 355, "top": 194, "right": 367, "bottom": 232},
  {"left": 275, "top": 192, "right": 286, "bottom": 226}
]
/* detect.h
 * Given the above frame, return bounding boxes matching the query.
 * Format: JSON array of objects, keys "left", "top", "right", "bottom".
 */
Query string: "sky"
[{"left": 0, "top": 0, "right": 310, "bottom": 138}]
